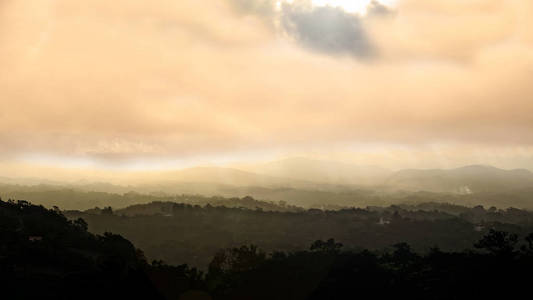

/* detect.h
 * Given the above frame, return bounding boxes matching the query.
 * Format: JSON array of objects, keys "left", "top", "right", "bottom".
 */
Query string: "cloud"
[
  {"left": 281, "top": 4, "right": 374, "bottom": 57},
  {"left": 368, "top": 0, "right": 526, "bottom": 61},
  {"left": 227, "top": 0, "right": 379, "bottom": 58},
  {"left": 0, "top": 0, "right": 533, "bottom": 170},
  {"left": 367, "top": 0, "right": 394, "bottom": 16},
  {"left": 229, "top": 0, "right": 276, "bottom": 16}
]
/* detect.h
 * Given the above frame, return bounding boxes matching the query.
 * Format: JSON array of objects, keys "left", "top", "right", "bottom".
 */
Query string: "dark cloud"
[
  {"left": 226, "top": 0, "right": 377, "bottom": 58},
  {"left": 281, "top": 5, "right": 374, "bottom": 58}
]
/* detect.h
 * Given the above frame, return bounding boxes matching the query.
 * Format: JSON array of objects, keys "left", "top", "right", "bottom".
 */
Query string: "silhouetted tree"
[
  {"left": 101, "top": 206, "right": 113, "bottom": 215},
  {"left": 474, "top": 229, "right": 518, "bottom": 256},
  {"left": 310, "top": 238, "right": 343, "bottom": 253}
]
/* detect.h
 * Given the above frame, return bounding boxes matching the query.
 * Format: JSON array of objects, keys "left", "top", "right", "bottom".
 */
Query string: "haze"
[
  {"left": 1, "top": 0, "right": 533, "bottom": 178},
  {"left": 5, "top": 3, "right": 533, "bottom": 298}
]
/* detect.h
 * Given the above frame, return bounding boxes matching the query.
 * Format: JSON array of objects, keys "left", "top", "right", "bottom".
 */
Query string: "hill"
[
  {"left": 65, "top": 200, "right": 533, "bottom": 268},
  {"left": 386, "top": 165, "right": 533, "bottom": 193},
  {"left": 0, "top": 199, "right": 166, "bottom": 299},
  {"left": 243, "top": 157, "right": 390, "bottom": 186},
  {"left": 4, "top": 198, "right": 533, "bottom": 299}
]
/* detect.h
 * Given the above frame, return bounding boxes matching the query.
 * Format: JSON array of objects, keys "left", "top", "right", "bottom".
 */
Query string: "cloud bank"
[{"left": 1, "top": 0, "right": 533, "bottom": 169}]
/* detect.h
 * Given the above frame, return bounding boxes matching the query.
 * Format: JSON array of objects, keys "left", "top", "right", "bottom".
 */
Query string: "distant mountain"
[
  {"left": 386, "top": 165, "right": 533, "bottom": 194},
  {"left": 4, "top": 163, "right": 533, "bottom": 208},
  {"left": 146, "top": 166, "right": 333, "bottom": 190},
  {"left": 243, "top": 157, "right": 391, "bottom": 186},
  {"left": 0, "top": 176, "right": 67, "bottom": 186},
  {"left": 125, "top": 166, "right": 351, "bottom": 197},
  {"left": 158, "top": 167, "right": 289, "bottom": 186},
  {"left": 0, "top": 167, "right": 318, "bottom": 193}
]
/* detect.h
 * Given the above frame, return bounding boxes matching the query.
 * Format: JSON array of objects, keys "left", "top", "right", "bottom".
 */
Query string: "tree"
[
  {"left": 521, "top": 232, "right": 533, "bottom": 253},
  {"left": 102, "top": 206, "right": 113, "bottom": 215},
  {"left": 73, "top": 218, "right": 88, "bottom": 232},
  {"left": 388, "top": 242, "right": 419, "bottom": 269},
  {"left": 310, "top": 238, "right": 343, "bottom": 253},
  {"left": 474, "top": 229, "right": 518, "bottom": 256},
  {"left": 209, "top": 245, "right": 266, "bottom": 274}
]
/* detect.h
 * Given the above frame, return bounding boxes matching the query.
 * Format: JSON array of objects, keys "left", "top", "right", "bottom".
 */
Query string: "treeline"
[
  {"left": 115, "top": 200, "right": 533, "bottom": 225},
  {"left": 2, "top": 199, "right": 533, "bottom": 299},
  {"left": 203, "top": 232, "right": 533, "bottom": 299},
  {"left": 5, "top": 181, "right": 533, "bottom": 211},
  {"left": 65, "top": 201, "right": 533, "bottom": 268},
  {"left": 0, "top": 185, "right": 302, "bottom": 212}
]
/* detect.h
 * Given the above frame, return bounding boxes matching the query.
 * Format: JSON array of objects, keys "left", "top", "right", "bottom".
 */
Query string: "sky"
[{"left": 1, "top": 0, "right": 533, "bottom": 175}]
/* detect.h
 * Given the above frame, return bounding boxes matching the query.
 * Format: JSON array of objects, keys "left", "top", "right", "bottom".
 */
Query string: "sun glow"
[{"left": 311, "top": 0, "right": 396, "bottom": 15}]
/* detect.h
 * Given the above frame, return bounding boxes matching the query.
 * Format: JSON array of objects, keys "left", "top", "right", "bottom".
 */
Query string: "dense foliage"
[
  {"left": 0, "top": 199, "right": 204, "bottom": 299},
  {"left": 4, "top": 199, "right": 533, "bottom": 299},
  {"left": 204, "top": 232, "right": 533, "bottom": 299},
  {"left": 65, "top": 201, "right": 533, "bottom": 268}
]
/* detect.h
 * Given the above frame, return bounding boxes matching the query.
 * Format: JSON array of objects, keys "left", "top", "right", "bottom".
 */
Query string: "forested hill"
[
  {"left": 65, "top": 201, "right": 533, "bottom": 268},
  {"left": 4, "top": 198, "right": 533, "bottom": 299},
  {"left": 5, "top": 182, "right": 533, "bottom": 213},
  {"left": 0, "top": 199, "right": 164, "bottom": 299},
  {"left": 0, "top": 185, "right": 302, "bottom": 211},
  {"left": 113, "top": 196, "right": 303, "bottom": 216}
]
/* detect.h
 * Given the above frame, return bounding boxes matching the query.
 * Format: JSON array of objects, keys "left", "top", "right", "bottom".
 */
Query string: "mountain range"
[
  {"left": 386, "top": 165, "right": 533, "bottom": 194},
  {"left": 2, "top": 158, "right": 533, "bottom": 199}
]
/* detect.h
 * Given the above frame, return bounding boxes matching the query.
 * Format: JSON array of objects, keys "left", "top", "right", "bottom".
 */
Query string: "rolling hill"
[{"left": 386, "top": 165, "right": 533, "bottom": 194}]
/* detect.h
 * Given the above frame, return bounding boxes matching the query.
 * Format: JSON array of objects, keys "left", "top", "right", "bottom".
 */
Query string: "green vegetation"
[
  {"left": 64, "top": 201, "right": 533, "bottom": 268},
  {"left": 3, "top": 198, "right": 533, "bottom": 299}
]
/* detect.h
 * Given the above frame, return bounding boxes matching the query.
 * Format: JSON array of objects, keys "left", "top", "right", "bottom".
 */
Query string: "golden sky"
[{"left": 1, "top": 0, "right": 533, "bottom": 173}]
